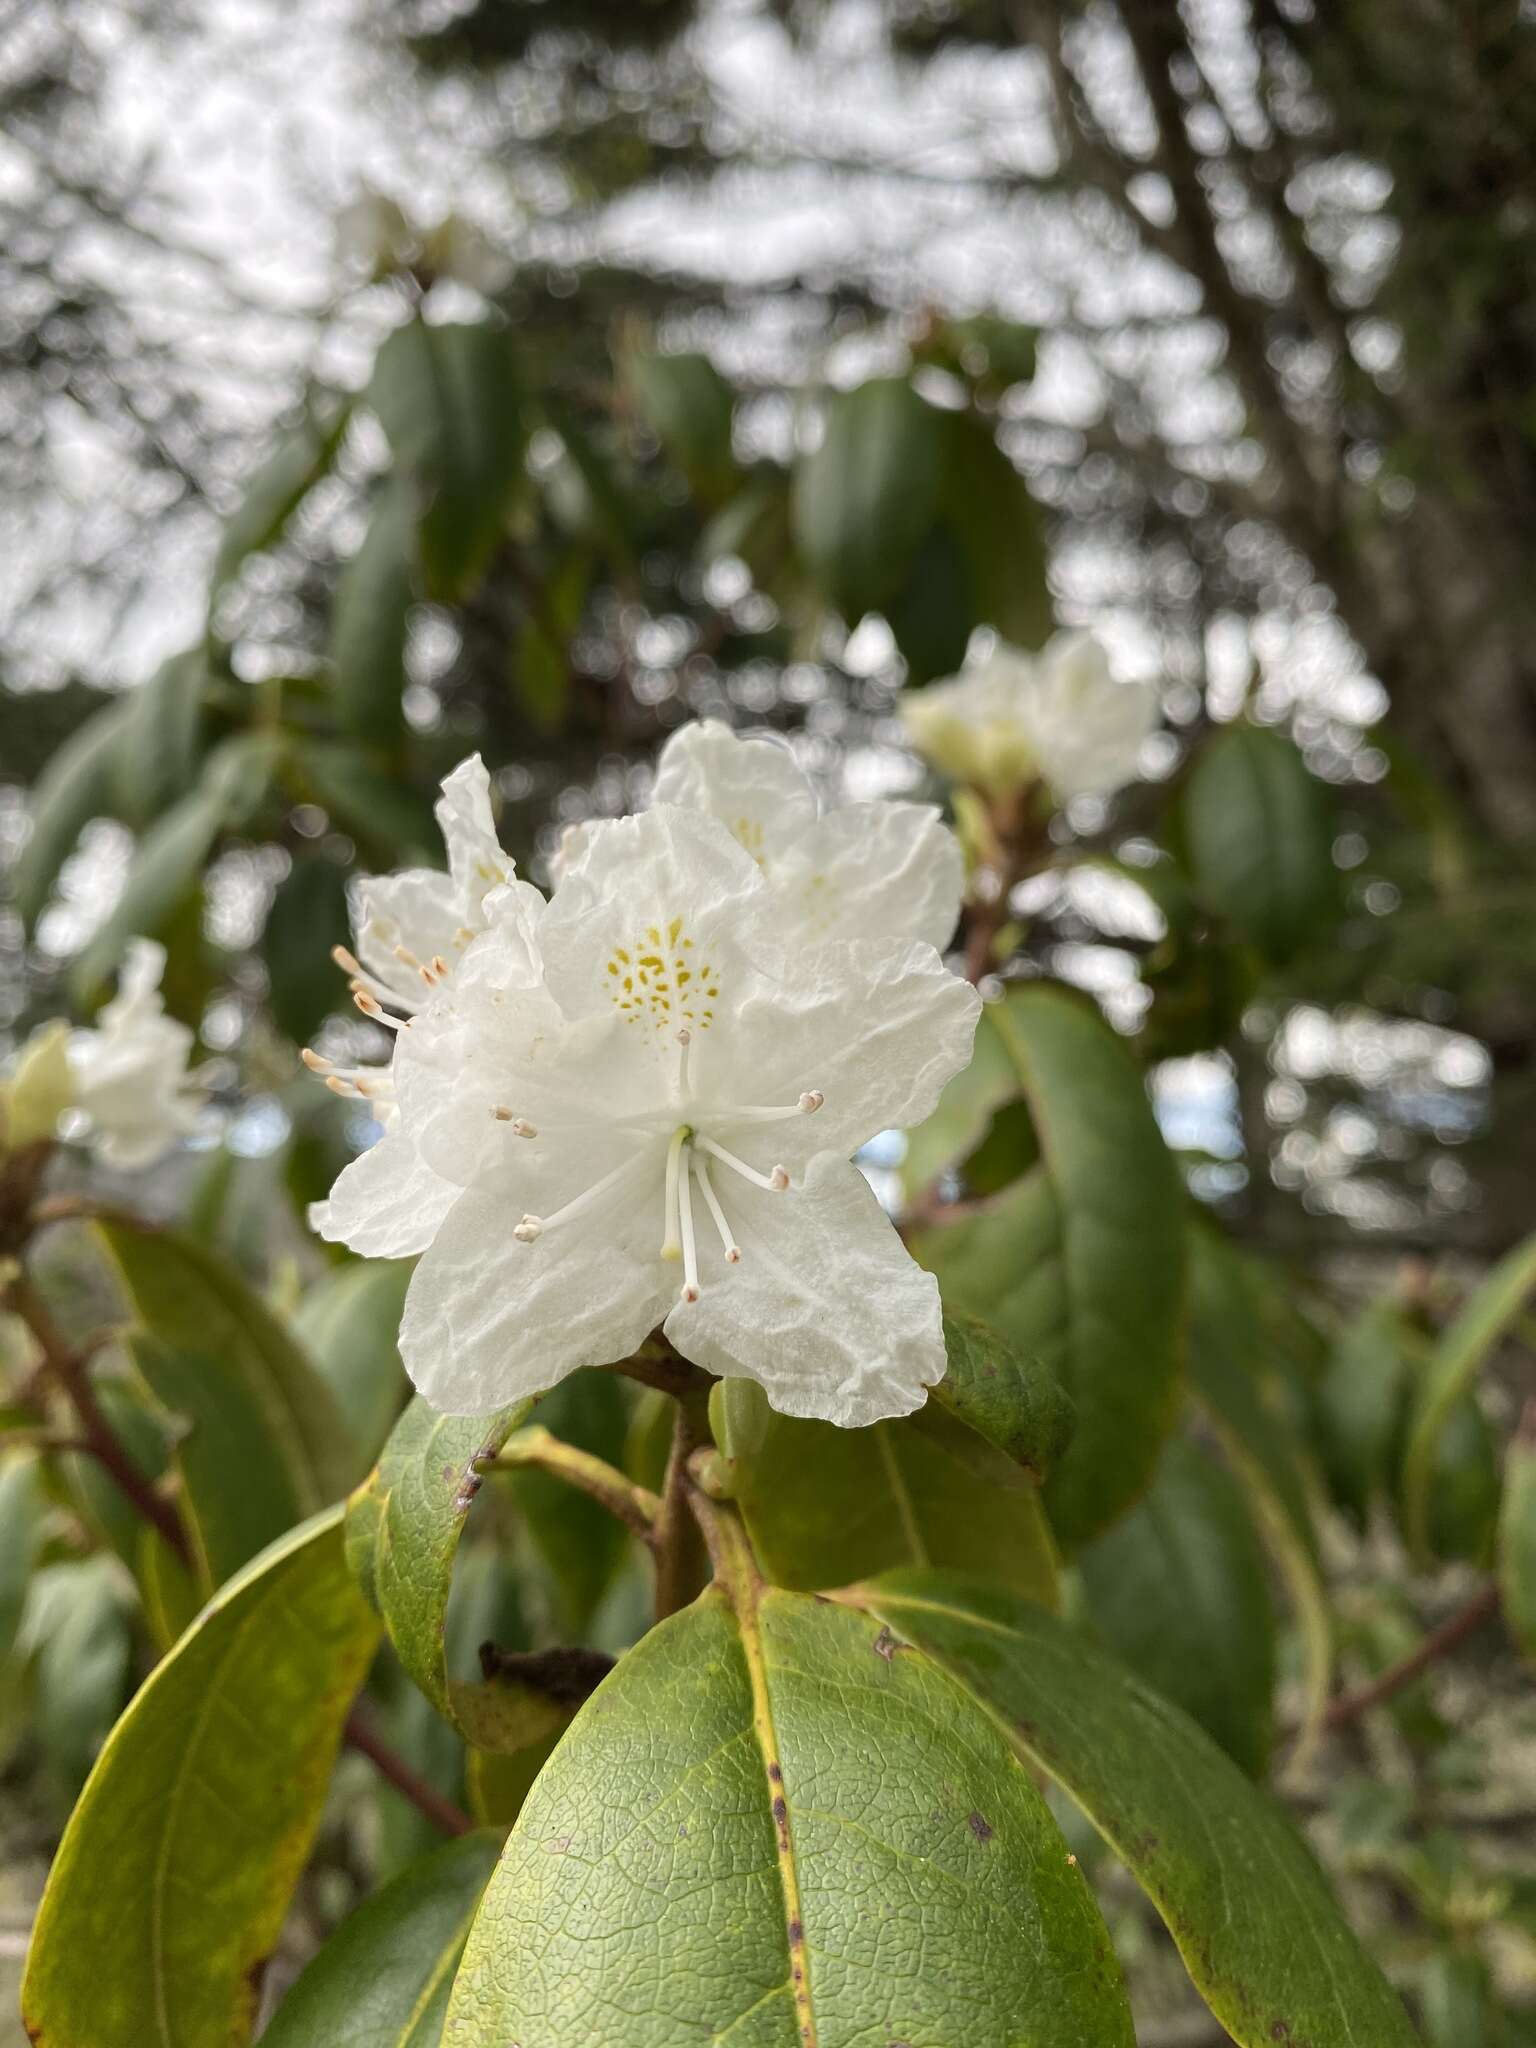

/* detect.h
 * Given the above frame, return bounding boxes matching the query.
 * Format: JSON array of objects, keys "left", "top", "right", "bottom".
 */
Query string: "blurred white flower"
[
  {"left": 1021, "top": 631, "right": 1158, "bottom": 801},
  {"left": 313, "top": 802, "right": 979, "bottom": 1427},
  {"left": 561, "top": 719, "right": 965, "bottom": 951},
  {"left": 899, "top": 643, "right": 1041, "bottom": 799},
  {"left": 68, "top": 941, "right": 202, "bottom": 1170},
  {"left": 334, "top": 188, "right": 415, "bottom": 280},
  {"left": 903, "top": 630, "right": 1158, "bottom": 805}
]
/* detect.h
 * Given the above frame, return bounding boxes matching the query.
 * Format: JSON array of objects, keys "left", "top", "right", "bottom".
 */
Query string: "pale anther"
[
  {"left": 798, "top": 1090, "right": 824, "bottom": 1113},
  {"left": 513, "top": 1216, "right": 542, "bottom": 1242}
]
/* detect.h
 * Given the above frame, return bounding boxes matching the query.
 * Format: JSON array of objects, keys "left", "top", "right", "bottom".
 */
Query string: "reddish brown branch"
[
  {"left": 1323, "top": 1582, "right": 1501, "bottom": 1730},
  {"left": 343, "top": 1705, "right": 474, "bottom": 1837}
]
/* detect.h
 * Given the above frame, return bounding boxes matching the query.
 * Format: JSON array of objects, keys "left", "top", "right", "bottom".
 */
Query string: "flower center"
[
  {"left": 510, "top": 1037, "right": 823, "bottom": 1305},
  {"left": 605, "top": 919, "right": 720, "bottom": 1035}
]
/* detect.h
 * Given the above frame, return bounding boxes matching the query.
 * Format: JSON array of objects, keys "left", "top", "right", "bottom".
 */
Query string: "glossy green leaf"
[
  {"left": 1079, "top": 1437, "right": 1276, "bottom": 1776},
  {"left": 1414, "top": 1391, "right": 1500, "bottom": 1564},
  {"left": 71, "top": 733, "right": 279, "bottom": 1006},
  {"left": 262, "top": 1831, "right": 501, "bottom": 2048},
  {"left": 128, "top": 1332, "right": 309, "bottom": 1592},
  {"left": 444, "top": 1581, "right": 1132, "bottom": 2045},
  {"left": 628, "top": 349, "right": 736, "bottom": 500},
  {"left": 1500, "top": 1406, "right": 1536, "bottom": 1663},
  {"left": 333, "top": 477, "right": 414, "bottom": 744},
  {"left": 111, "top": 646, "right": 206, "bottom": 825},
  {"left": 12, "top": 695, "right": 133, "bottom": 926},
  {"left": 863, "top": 1572, "right": 1420, "bottom": 2048},
  {"left": 1401, "top": 1227, "right": 1536, "bottom": 1563},
  {"left": 1183, "top": 724, "right": 1337, "bottom": 964},
  {"left": 911, "top": 985, "right": 1186, "bottom": 1547},
  {"left": 21, "top": 1557, "right": 133, "bottom": 1802},
  {"left": 22, "top": 1507, "right": 379, "bottom": 2048},
  {"left": 294, "top": 1256, "right": 413, "bottom": 1471},
  {"left": 101, "top": 1220, "right": 356, "bottom": 1509},
  {"left": 347, "top": 1395, "right": 570, "bottom": 1751},
  {"left": 368, "top": 320, "right": 524, "bottom": 602},
  {"left": 211, "top": 397, "right": 350, "bottom": 594},
  {"left": 792, "top": 376, "right": 944, "bottom": 619},
  {"left": 931, "top": 1306, "right": 1073, "bottom": 1474},
  {"left": 938, "top": 408, "right": 1051, "bottom": 651}
]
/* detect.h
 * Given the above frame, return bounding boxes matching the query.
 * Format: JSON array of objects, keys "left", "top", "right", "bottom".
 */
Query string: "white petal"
[
  {"left": 1022, "top": 631, "right": 1158, "bottom": 800},
  {"left": 435, "top": 754, "right": 515, "bottom": 925},
  {"left": 701, "top": 939, "right": 981, "bottom": 1169},
  {"left": 355, "top": 869, "right": 461, "bottom": 989},
  {"left": 652, "top": 720, "right": 818, "bottom": 865},
  {"left": 308, "top": 1124, "right": 459, "bottom": 1259},
  {"left": 665, "top": 1151, "right": 944, "bottom": 1426},
  {"left": 399, "top": 1181, "right": 673, "bottom": 1415},
  {"left": 770, "top": 801, "right": 964, "bottom": 951}
]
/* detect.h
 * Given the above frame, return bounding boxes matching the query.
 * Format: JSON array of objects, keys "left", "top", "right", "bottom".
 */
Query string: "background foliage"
[{"left": 2, "top": 2, "right": 1534, "bottom": 2042}]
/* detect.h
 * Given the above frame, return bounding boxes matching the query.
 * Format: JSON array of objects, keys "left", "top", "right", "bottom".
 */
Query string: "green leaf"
[
  {"left": 1401, "top": 1229, "right": 1536, "bottom": 1563},
  {"left": 293, "top": 1256, "right": 413, "bottom": 1471},
  {"left": 1183, "top": 725, "right": 1337, "bottom": 964},
  {"left": 628, "top": 349, "right": 737, "bottom": 501},
  {"left": 21, "top": 1557, "right": 134, "bottom": 1801},
  {"left": 368, "top": 320, "right": 524, "bottom": 602},
  {"left": 11, "top": 696, "right": 133, "bottom": 926},
  {"left": 443, "top": 1581, "right": 1132, "bottom": 2045},
  {"left": 0, "top": 1453, "right": 45, "bottom": 1663},
  {"left": 70, "top": 732, "right": 280, "bottom": 1006},
  {"left": 1079, "top": 1437, "right": 1276, "bottom": 1776},
  {"left": 347, "top": 1395, "right": 570, "bottom": 1751},
  {"left": 101, "top": 1220, "right": 357, "bottom": 1510},
  {"left": 298, "top": 743, "right": 439, "bottom": 867},
  {"left": 128, "top": 1332, "right": 310, "bottom": 1592},
  {"left": 212, "top": 397, "right": 351, "bottom": 595},
  {"left": 1413, "top": 1392, "right": 1500, "bottom": 1564},
  {"left": 880, "top": 521, "right": 974, "bottom": 682},
  {"left": 111, "top": 646, "right": 206, "bottom": 825},
  {"left": 21, "top": 1508, "right": 379, "bottom": 2048},
  {"left": 911, "top": 985, "right": 1186, "bottom": 1548},
  {"left": 263, "top": 852, "right": 354, "bottom": 1045},
  {"left": 931, "top": 1305, "right": 1074, "bottom": 1475},
  {"left": 1312, "top": 1300, "right": 1414, "bottom": 1524},
  {"left": 1185, "top": 1228, "right": 1331, "bottom": 1749},
  {"left": 938, "top": 408, "right": 1051, "bottom": 651},
  {"left": 1499, "top": 1405, "right": 1536, "bottom": 1664},
  {"left": 333, "top": 477, "right": 414, "bottom": 744},
  {"left": 262, "top": 1831, "right": 501, "bottom": 2048},
  {"left": 791, "top": 376, "right": 944, "bottom": 619},
  {"left": 863, "top": 1572, "right": 1420, "bottom": 2048}
]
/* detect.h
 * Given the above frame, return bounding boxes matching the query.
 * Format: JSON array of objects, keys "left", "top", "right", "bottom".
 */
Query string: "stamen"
[
  {"left": 490, "top": 1109, "right": 538, "bottom": 1136},
  {"left": 676, "top": 1145, "right": 701, "bottom": 1302},
  {"left": 729, "top": 1091, "right": 825, "bottom": 1123},
  {"left": 660, "top": 1125, "right": 689, "bottom": 1259},
  {"left": 696, "top": 1135, "right": 790, "bottom": 1192},
  {"left": 675, "top": 1026, "right": 693, "bottom": 1099},
  {"left": 352, "top": 991, "right": 409, "bottom": 1032},
  {"left": 514, "top": 1150, "right": 649, "bottom": 1244},
  {"left": 693, "top": 1154, "right": 741, "bottom": 1263}
]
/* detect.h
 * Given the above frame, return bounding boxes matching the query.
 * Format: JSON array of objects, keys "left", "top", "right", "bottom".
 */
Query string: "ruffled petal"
[
  {"left": 770, "top": 800, "right": 964, "bottom": 952},
  {"left": 697, "top": 939, "right": 981, "bottom": 1169},
  {"left": 307, "top": 1124, "right": 460, "bottom": 1259},
  {"left": 436, "top": 754, "right": 517, "bottom": 928},
  {"left": 399, "top": 1180, "right": 673, "bottom": 1415},
  {"left": 665, "top": 1151, "right": 944, "bottom": 1426},
  {"left": 651, "top": 720, "right": 818, "bottom": 865}
]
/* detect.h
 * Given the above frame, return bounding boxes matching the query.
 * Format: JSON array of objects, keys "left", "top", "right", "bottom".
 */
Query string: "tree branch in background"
[
  {"left": 343, "top": 1704, "right": 474, "bottom": 1838},
  {"left": 1323, "top": 1581, "right": 1501, "bottom": 1730}
]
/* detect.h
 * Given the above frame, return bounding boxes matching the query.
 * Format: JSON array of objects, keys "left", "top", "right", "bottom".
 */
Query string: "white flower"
[
  {"left": 560, "top": 720, "right": 965, "bottom": 953},
  {"left": 904, "top": 630, "right": 1157, "bottom": 804},
  {"left": 315, "top": 804, "right": 980, "bottom": 1428},
  {"left": 67, "top": 941, "right": 202, "bottom": 1170},
  {"left": 304, "top": 756, "right": 543, "bottom": 1254},
  {"left": 899, "top": 644, "right": 1041, "bottom": 799},
  {"left": 1021, "top": 630, "right": 1158, "bottom": 801}
]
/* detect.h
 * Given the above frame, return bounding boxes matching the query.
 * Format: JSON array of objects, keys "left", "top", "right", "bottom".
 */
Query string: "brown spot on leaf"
[
  {"left": 872, "top": 1625, "right": 905, "bottom": 1662},
  {"left": 767, "top": 1760, "right": 783, "bottom": 1783},
  {"left": 968, "top": 1811, "right": 994, "bottom": 1843},
  {"left": 1269, "top": 2027, "right": 1291, "bottom": 2042},
  {"left": 478, "top": 1643, "right": 615, "bottom": 1705},
  {"left": 787, "top": 1917, "right": 804, "bottom": 1946},
  {"left": 452, "top": 1468, "right": 483, "bottom": 1512}
]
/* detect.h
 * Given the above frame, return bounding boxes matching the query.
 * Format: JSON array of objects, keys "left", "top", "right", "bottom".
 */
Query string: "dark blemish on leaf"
[
  {"left": 1269, "top": 2027, "right": 1291, "bottom": 2043},
  {"left": 968, "top": 1811, "right": 994, "bottom": 1843},
  {"left": 872, "top": 1625, "right": 905, "bottom": 1661},
  {"left": 441, "top": 1462, "right": 456, "bottom": 1483},
  {"left": 772, "top": 1795, "right": 789, "bottom": 1847},
  {"left": 452, "top": 1468, "right": 482, "bottom": 1512},
  {"left": 479, "top": 1643, "right": 615, "bottom": 1705},
  {"left": 677, "top": 1823, "right": 688, "bottom": 1838},
  {"left": 767, "top": 1761, "right": 783, "bottom": 1783},
  {"left": 787, "top": 1917, "right": 804, "bottom": 1947}
]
